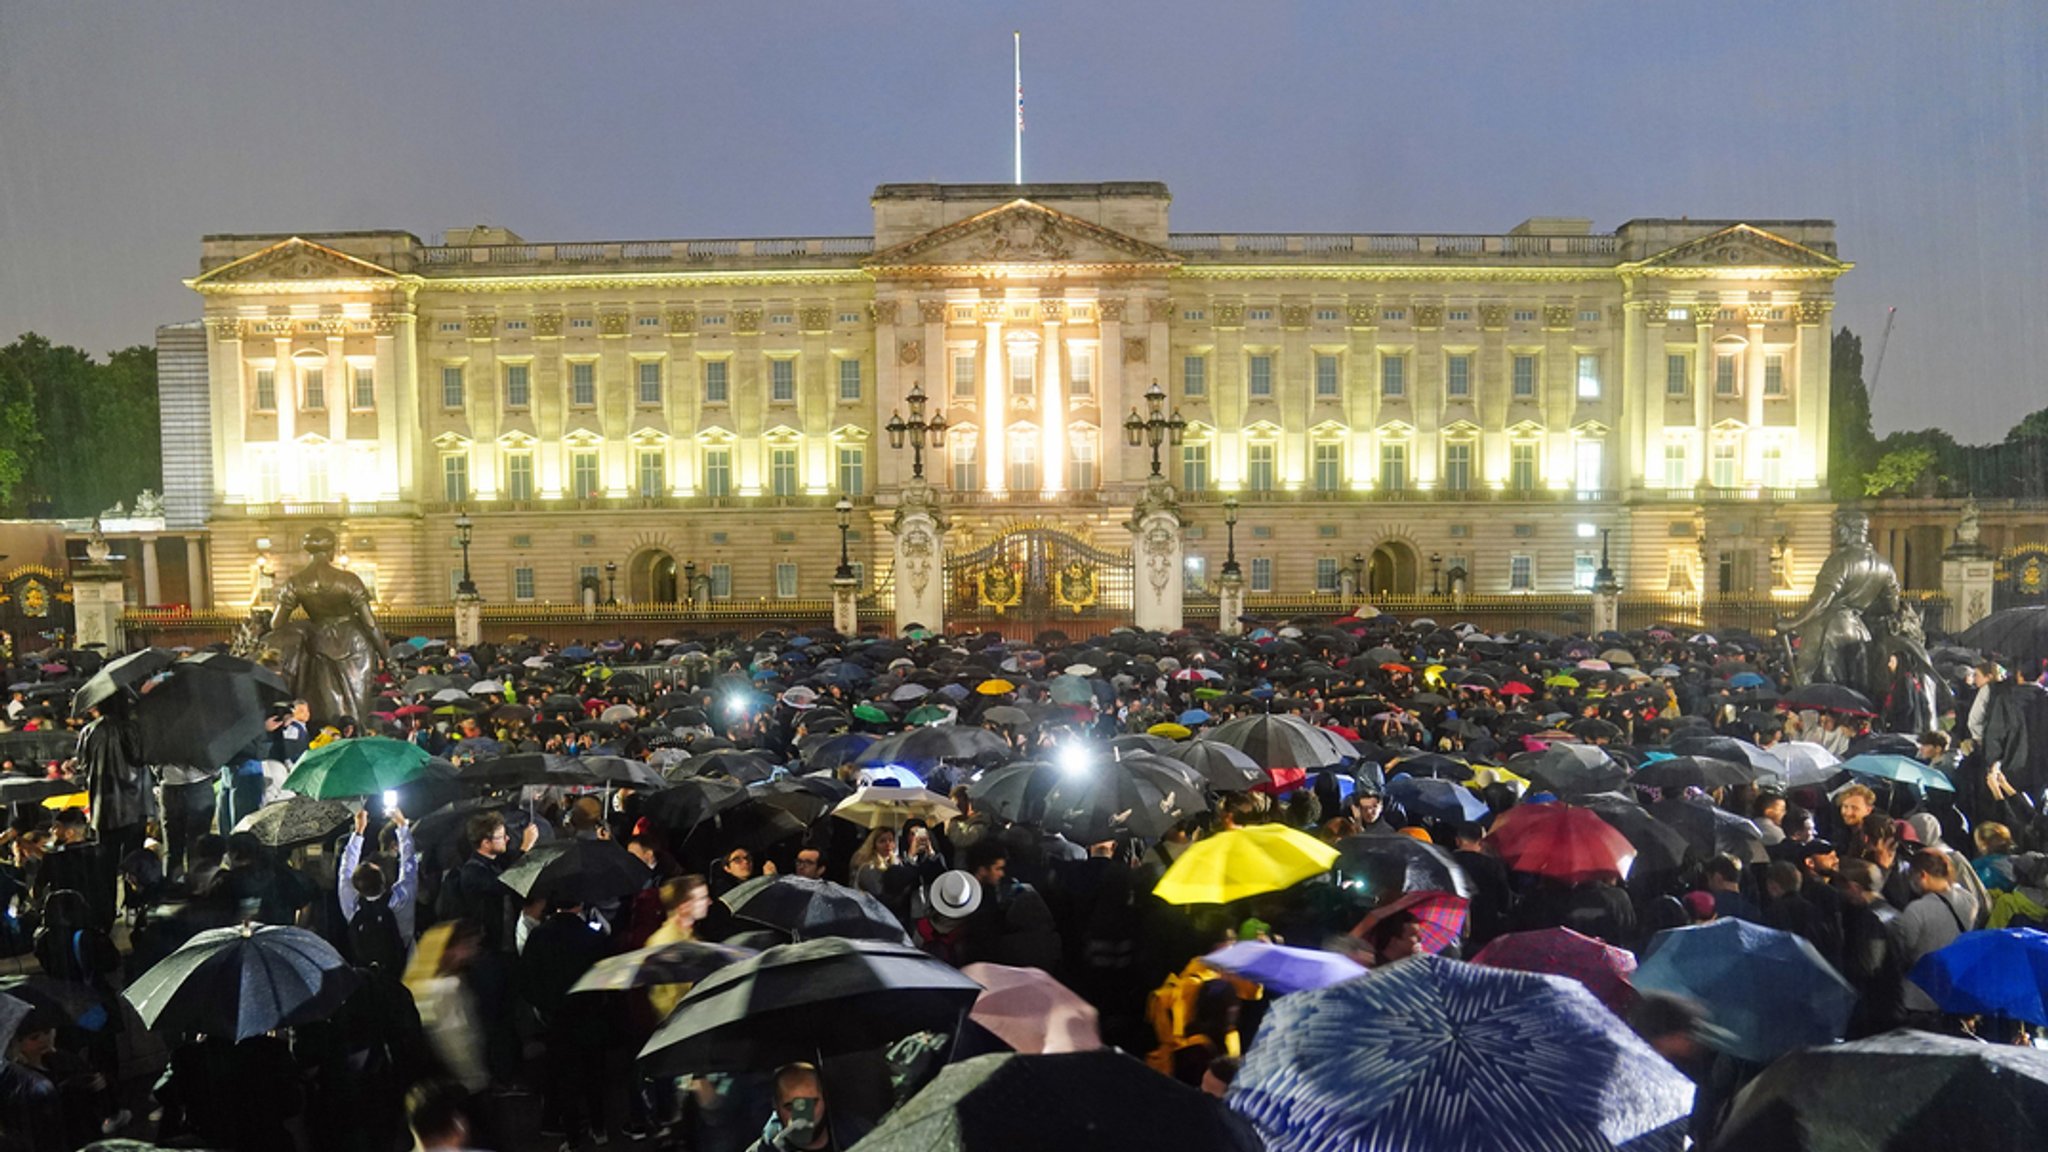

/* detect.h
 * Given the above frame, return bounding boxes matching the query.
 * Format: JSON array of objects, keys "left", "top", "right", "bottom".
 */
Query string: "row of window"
[
  {"left": 1187, "top": 551, "right": 1592, "bottom": 595},
  {"left": 441, "top": 444, "right": 873, "bottom": 503},
  {"left": 1177, "top": 352, "right": 1603, "bottom": 401},
  {"left": 431, "top": 359, "right": 865, "bottom": 412},
  {"left": 251, "top": 366, "right": 378, "bottom": 412},
  {"left": 487, "top": 560, "right": 829, "bottom": 603},
  {"left": 943, "top": 347, "right": 1095, "bottom": 399},
  {"left": 1667, "top": 352, "right": 1787, "bottom": 398}
]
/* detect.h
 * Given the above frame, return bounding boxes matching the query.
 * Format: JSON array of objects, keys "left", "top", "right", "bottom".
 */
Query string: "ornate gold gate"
[
  {"left": 1995, "top": 543, "right": 2048, "bottom": 610},
  {"left": 944, "top": 522, "right": 1133, "bottom": 627}
]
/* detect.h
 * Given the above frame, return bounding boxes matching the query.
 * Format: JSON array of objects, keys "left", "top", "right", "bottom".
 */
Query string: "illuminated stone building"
[{"left": 187, "top": 182, "right": 1847, "bottom": 621}]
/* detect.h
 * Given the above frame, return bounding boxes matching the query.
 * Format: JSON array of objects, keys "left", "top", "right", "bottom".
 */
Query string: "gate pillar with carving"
[
  {"left": 1944, "top": 499, "right": 1994, "bottom": 634},
  {"left": 72, "top": 523, "right": 126, "bottom": 653},
  {"left": 1128, "top": 477, "right": 1184, "bottom": 633},
  {"left": 891, "top": 480, "right": 948, "bottom": 636}
]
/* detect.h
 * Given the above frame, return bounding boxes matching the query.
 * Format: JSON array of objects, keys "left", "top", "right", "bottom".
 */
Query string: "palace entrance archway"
[
  {"left": 1367, "top": 541, "right": 1419, "bottom": 596},
  {"left": 629, "top": 549, "right": 680, "bottom": 604}
]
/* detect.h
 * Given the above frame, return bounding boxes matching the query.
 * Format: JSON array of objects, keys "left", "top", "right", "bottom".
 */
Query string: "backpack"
[
  {"left": 1143, "top": 959, "right": 1255, "bottom": 1076},
  {"left": 349, "top": 897, "right": 407, "bottom": 974}
]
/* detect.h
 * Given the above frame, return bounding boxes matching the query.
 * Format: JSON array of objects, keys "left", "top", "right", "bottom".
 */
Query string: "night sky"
[{"left": 2, "top": 2, "right": 2041, "bottom": 440}]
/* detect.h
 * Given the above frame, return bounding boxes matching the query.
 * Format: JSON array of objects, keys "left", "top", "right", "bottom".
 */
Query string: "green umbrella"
[
  {"left": 906, "top": 704, "right": 952, "bottom": 726},
  {"left": 1192, "top": 687, "right": 1226, "bottom": 701},
  {"left": 853, "top": 703, "right": 891, "bottom": 724},
  {"left": 283, "top": 737, "right": 432, "bottom": 799}
]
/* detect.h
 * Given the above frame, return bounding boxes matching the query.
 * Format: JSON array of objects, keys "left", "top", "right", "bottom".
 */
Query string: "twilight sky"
[{"left": 1, "top": 1, "right": 2042, "bottom": 440}]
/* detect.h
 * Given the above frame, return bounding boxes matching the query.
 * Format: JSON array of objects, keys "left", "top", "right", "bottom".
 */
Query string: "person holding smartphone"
[{"left": 338, "top": 806, "right": 418, "bottom": 973}]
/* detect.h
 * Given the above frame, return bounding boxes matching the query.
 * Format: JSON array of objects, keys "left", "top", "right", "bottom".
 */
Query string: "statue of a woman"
[{"left": 261, "top": 527, "right": 385, "bottom": 725}]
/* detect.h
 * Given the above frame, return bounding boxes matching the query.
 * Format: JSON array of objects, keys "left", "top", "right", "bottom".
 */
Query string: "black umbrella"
[
  {"left": 233, "top": 797, "right": 354, "bottom": 849},
  {"left": 639, "top": 937, "right": 982, "bottom": 1074},
  {"left": 566, "top": 755, "right": 669, "bottom": 789},
  {"left": 0, "top": 775, "right": 83, "bottom": 804},
  {"left": 1508, "top": 744, "right": 1627, "bottom": 796},
  {"left": 1630, "top": 756, "right": 1760, "bottom": 792},
  {"left": 703, "top": 802, "right": 809, "bottom": 856},
  {"left": 123, "top": 924, "right": 359, "bottom": 1041},
  {"left": 1669, "top": 734, "right": 1780, "bottom": 773},
  {"left": 136, "top": 653, "right": 292, "bottom": 769},
  {"left": 849, "top": 1050, "right": 1262, "bottom": 1152},
  {"left": 570, "top": 939, "right": 757, "bottom": 995},
  {"left": 1205, "top": 713, "right": 1347, "bottom": 771},
  {"left": 640, "top": 777, "right": 751, "bottom": 834},
  {"left": 800, "top": 732, "right": 878, "bottom": 772},
  {"left": 1386, "top": 752, "right": 1475, "bottom": 782},
  {"left": 749, "top": 775, "right": 854, "bottom": 825},
  {"left": 1335, "top": 829, "right": 1474, "bottom": 901},
  {"left": 0, "top": 730, "right": 80, "bottom": 767},
  {"left": 1958, "top": 606, "right": 2048, "bottom": 669},
  {"left": 411, "top": 797, "right": 529, "bottom": 871},
  {"left": 720, "top": 876, "right": 911, "bottom": 944},
  {"left": 1780, "top": 682, "right": 1877, "bottom": 715},
  {"left": 1162, "top": 740, "right": 1266, "bottom": 792},
  {"left": 672, "top": 749, "right": 780, "bottom": 784},
  {"left": 1649, "top": 796, "right": 1770, "bottom": 865},
  {"left": 856, "top": 726, "right": 1012, "bottom": 776},
  {"left": 1709, "top": 1029, "right": 2048, "bottom": 1152},
  {"left": 70, "top": 647, "right": 177, "bottom": 719},
  {"left": 496, "top": 838, "right": 651, "bottom": 904},
  {"left": 1581, "top": 796, "right": 1693, "bottom": 875},
  {"left": 458, "top": 752, "right": 577, "bottom": 788}
]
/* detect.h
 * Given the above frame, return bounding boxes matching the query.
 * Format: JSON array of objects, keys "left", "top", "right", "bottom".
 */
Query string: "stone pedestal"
[
  {"left": 1943, "top": 550, "right": 1995, "bottom": 635},
  {"left": 1217, "top": 570, "right": 1246, "bottom": 636},
  {"left": 832, "top": 576, "right": 861, "bottom": 636},
  {"left": 890, "top": 480, "right": 947, "bottom": 636},
  {"left": 453, "top": 593, "right": 483, "bottom": 649},
  {"left": 1128, "top": 476, "right": 1184, "bottom": 634},
  {"left": 72, "top": 572, "right": 128, "bottom": 654},
  {"left": 1591, "top": 579, "right": 1622, "bottom": 637}
]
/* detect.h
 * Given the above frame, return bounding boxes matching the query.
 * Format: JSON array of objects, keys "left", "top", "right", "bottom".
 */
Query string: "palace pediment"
[
  {"left": 1631, "top": 225, "right": 1845, "bottom": 273},
  {"left": 192, "top": 237, "right": 404, "bottom": 289},
  {"left": 866, "top": 200, "right": 1180, "bottom": 273}
]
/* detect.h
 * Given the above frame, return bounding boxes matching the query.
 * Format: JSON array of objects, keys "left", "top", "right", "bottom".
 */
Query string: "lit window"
[
  {"left": 1711, "top": 441, "right": 1738, "bottom": 488},
  {"left": 952, "top": 353, "right": 976, "bottom": 399},
  {"left": 1576, "top": 354, "right": 1601, "bottom": 399},
  {"left": 1512, "top": 355, "right": 1536, "bottom": 398},
  {"left": 1379, "top": 441, "right": 1407, "bottom": 491},
  {"left": 1444, "top": 442, "right": 1472, "bottom": 492},
  {"left": 1762, "top": 444, "right": 1785, "bottom": 488},
  {"left": 1764, "top": 354, "right": 1785, "bottom": 397},
  {"left": 440, "top": 366, "right": 464, "bottom": 408},
  {"left": 1715, "top": 355, "right": 1738, "bottom": 396},
  {"left": 1069, "top": 348, "right": 1093, "bottom": 396},
  {"left": 703, "top": 447, "right": 732, "bottom": 497},
  {"left": 1574, "top": 440, "right": 1603, "bottom": 493},
  {"left": 302, "top": 368, "right": 325, "bottom": 409},
  {"left": 571, "top": 450, "right": 600, "bottom": 499},
  {"left": 638, "top": 361, "right": 663, "bottom": 405},
  {"left": 505, "top": 453, "right": 534, "bottom": 501},
  {"left": 1246, "top": 443, "right": 1276, "bottom": 492},
  {"left": 442, "top": 455, "right": 468, "bottom": 503},
  {"left": 637, "top": 449, "right": 665, "bottom": 498},
  {"left": 505, "top": 364, "right": 530, "bottom": 408},
  {"left": 838, "top": 359, "right": 862, "bottom": 401},
  {"left": 1667, "top": 354, "right": 1688, "bottom": 396},
  {"left": 352, "top": 366, "right": 375, "bottom": 410},
  {"left": 1316, "top": 557, "right": 1340, "bottom": 592},
  {"left": 1663, "top": 442, "right": 1689, "bottom": 490},
  {"left": 704, "top": 360, "right": 729, "bottom": 403},
  {"left": 1009, "top": 347, "right": 1036, "bottom": 396},
  {"left": 1249, "top": 355, "right": 1273, "bottom": 398},
  {"left": 1312, "top": 442, "right": 1342, "bottom": 492},
  {"left": 251, "top": 451, "right": 279, "bottom": 502},
  {"left": 950, "top": 432, "right": 979, "bottom": 491},
  {"left": 837, "top": 446, "right": 865, "bottom": 495},
  {"left": 302, "top": 449, "right": 331, "bottom": 501},
  {"left": 1182, "top": 355, "right": 1207, "bottom": 398},
  {"left": 1007, "top": 428, "right": 1040, "bottom": 492},
  {"left": 770, "top": 446, "right": 799, "bottom": 496},
  {"left": 254, "top": 368, "right": 277, "bottom": 410},
  {"left": 1181, "top": 442, "right": 1210, "bottom": 492},
  {"left": 1068, "top": 432, "right": 1097, "bottom": 491},
  {"left": 571, "top": 362, "right": 596, "bottom": 406},
  {"left": 1509, "top": 442, "right": 1537, "bottom": 491},
  {"left": 1315, "top": 354, "right": 1340, "bottom": 398},
  {"left": 1381, "top": 355, "right": 1405, "bottom": 398},
  {"left": 1446, "top": 355, "right": 1471, "bottom": 398},
  {"left": 775, "top": 562, "right": 798, "bottom": 599},
  {"left": 771, "top": 359, "right": 796, "bottom": 403},
  {"left": 1250, "top": 557, "right": 1273, "bottom": 592},
  {"left": 1574, "top": 552, "right": 1597, "bottom": 591}
]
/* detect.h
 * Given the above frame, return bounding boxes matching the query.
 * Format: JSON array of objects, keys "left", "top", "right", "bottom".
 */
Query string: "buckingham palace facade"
[{"left": 185, "top": 181, "right": 1846, "bottom": 617}]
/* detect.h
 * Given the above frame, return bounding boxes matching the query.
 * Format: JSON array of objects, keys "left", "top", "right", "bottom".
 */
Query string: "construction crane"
[{"left": 1867, "top": 306, "right": 1897, "bottom": 397}]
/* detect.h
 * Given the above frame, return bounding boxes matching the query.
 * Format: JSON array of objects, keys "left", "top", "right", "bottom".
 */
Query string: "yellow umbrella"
[
  {"left": 1422, "top": 664, "right": 1448, "bottom": 690},
  {"left": 976, "top": 679, "right": 1017, "bottom": 696},
  {"left": 1153, "top": 825, "right": 1340, "bottom": 906},
  {"left": 1463, "top": 765, "right": 1531, "bottom": 794},
  {"left": 1545, "top": 673, "right": 1580, "bottom": 689},
  {"left": 1146, "top": 722, "right": 1193, "bottom": 740},
  {"left": 41, "top": 791, "right": 88, "bottom": 810}
]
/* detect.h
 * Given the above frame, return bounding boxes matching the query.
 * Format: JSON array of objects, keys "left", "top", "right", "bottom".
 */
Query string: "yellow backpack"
[{"left": 1143, "top": 959, "right": 1257, "bottom": 1075}]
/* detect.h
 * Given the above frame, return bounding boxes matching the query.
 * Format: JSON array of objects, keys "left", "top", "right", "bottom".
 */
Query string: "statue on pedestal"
[
  {"left": 1778, "top": 509, "right": 1933, "bottom": 706},
  {"left": 259, "top": 527, "right": 385, "bottom": 725}
]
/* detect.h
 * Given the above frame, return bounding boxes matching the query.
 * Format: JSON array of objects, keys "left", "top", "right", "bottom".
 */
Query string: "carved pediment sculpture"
[
  {"left": 1628, "top": 225, "right": 1848, "bottom": 276},
  {"left": 868, "top": 200, "right": 1180, "bottom": 274},
  {"left": 190, "top": 237, "right": 404, "bottom": 289}
]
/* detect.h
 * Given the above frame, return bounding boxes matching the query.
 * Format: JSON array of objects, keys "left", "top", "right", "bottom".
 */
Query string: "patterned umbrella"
[
  {"left": 1488, "top": 803, "right": 1638, "bottom": 883},
  {"left": 1229, "top": 955, "right": 1693, "bottom": 1152},
  {"left": 1350, "top": 890, "right": 1467, "bottom": 955},
  {"left": 1710, "top": 1031, "right": 2048, "bottom": 1152},
  {"left": 123, "top": 925, "right": 359, "bottom": 1042},
  {"left": 233, "top": 797, "right": 354, "bottom": 849},
  {"left": 1472, "top": 927, "right": 1638, "bottom": 1014},
  {"left": 1633, "top": 919, "right": 1856, "bottom": 1065}
]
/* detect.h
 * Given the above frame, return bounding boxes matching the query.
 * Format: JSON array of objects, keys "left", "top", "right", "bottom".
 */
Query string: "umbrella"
[
  {"left": 672, "top": 749, "right": 780, "bottom": 784},
  {"left": 496, "top": 838, "right": 652, "bottom": 905},
  {"left": 1471, "top": 927, "right": 1638, "bottom": 1014},
  {"left": 1229, "top": 955, "right": 1694, "bottom": 1152},
  {"left": 1489, "top": 803, "right": 1638, "bottom": 883},
  {"left": 1153, "top": 825, "right": 1338, "bottom": 906},
  {"left": 0, "top": 776, "right": 91, "bottom": 805},
  {"left": 960, "top": 963, "right": 1102, "bottom": 1054},
  {"left": 123, "top": 924, "right": 360, "bottom": 1042},
  {"left": 1840, "top": 752, "right": 1955, "bottom": 793},
  {"left": 1385, "top": 752, "right": 1474, "bottom": 782},
  {"left": 1205, "top": 941, "right": 1366, "bottom": 994},
  {"left": 832, "top": 785, "right": 962, "bottom": 829},
  {"left": 1767, "top": 741, "right": 1841, "bottom": 788},
  {"left": 639, "top": 937, "right": 982, "bottom": 1073},
  {"left": 980, "top": 705, "right": 1031, "bottom": 729},
  {"left": 801, "top": 732, "right": 879, "bottom": 771},
  {"left": 569, "top": 939, "right": 756, "bottom": 995},
  {"left": 135, "top": 653, "right": 291, "bottom": 769},
  {"left": 1334, "top": 829, "right": 1473, "bottom": 901},
  {"left": 1957, "top": 606, "right": 2048, "bottom": 668},
  {"left": 850, "top": 1050, "right": 1259, "bottom": 1152},
  {"left": 1908, "top": 928, "right": 2048, "bottom": 1026},
  {"left": 638, "top": 776, "right": 750, "bottom": 833},
  {"left": 749, "top": 775, "right": 854, "bottom": 824},
  {"left": 1630, "top": 755, "right": 1758, "bottom": 792},
  {"left": 233, "top": 797, "right": 354, "bottom": 849},
  {"left": 1581, "top": 797, "right": 1693, "bottom": 875},
  {"left": 1780, "top": 682, "right": 1876, "bottom": 714},
  {"left": 1350, "top": 890, "right": 1467, "bottom": 954},
  {"left": 1163, "top": 740, "right": 1266, "bottom": 792},
  {"left": 1385, "top": 775, "right": 1490, "bottom": 823},
  {"left": 1509, "top": 743, "right": 1627, "bottom": 796},
  {"left": 457, "top": 751, "right": 575, "bottom": 788},
  {"left": 975, "top": 678, "right": 1017, "bottom": 696},
  {"left": 1709, "top": 1030, "right": 2048, "bottom": 1152},
  {"left": 1205, "top": 714, "right": 1347, "bottom": 771},
  {"left": 1648, "top": 797, "right": 1769, "bottom": 864},
  {"left": 857, "top": 726, "right": 1011, "bottom": 776},
  {"left": 282, "top": 737, "right": 432, "bottom": 799},
  {"left": 719, "top": 875, "right": 910, "bottom": 944},
  {"left": 70, "top": 647, "right": 177, "bottom": 718},
  {"left": 1669, "top": 734, "right": 1779, "bottom": 774},
  {"left": 1633, "top": 919, "right": 1856, "bottom": 1064},
  {"left": 568, "top": 755, "right": 669, "bottom": 789}
]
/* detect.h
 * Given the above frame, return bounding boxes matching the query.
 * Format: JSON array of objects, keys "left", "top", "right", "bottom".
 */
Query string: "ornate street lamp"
[
  {"left": 1352, "top": 552, "right": 1366, "bottom": 593},
  {"left": 1430, "top": 552, "right": 1443, "bottom": 596},
  {"left": 835, "top": 496, "right": 855, "bottom": 580},
  {"left": 454, "top": 510, "right": 476, "bottom": 597},
  {"left": 605, "top": 560, "right": 618, "bottom": 606},
  {"left": 885, "top": 382, "right": 948, "bottom": 481},
  {"left": 684, "top": 559, "right": 698, "bottom": 609},
  {"left": 1122, "top": 380, "right": 1187, "bottom": 478},
  {"left": 1222, "top": 495, "right": 1241, "bottom": 578},
  {"left": 1596, "top": 529, "right": 1617, "bottom": 590}
]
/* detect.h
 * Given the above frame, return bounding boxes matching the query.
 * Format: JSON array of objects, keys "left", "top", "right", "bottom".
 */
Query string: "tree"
[
  {"left": 1829, "top": 328, "right": 1876, "bottom": 500},
  {"left": 2008, "top": 405, "right": 2048, "bottom": 444},
  {"left": 0, "top": 333, "right": 160, "bottom": 517},
  {"left": 0, "top": 354, "right": 40, "bottom": 508},
  {"left": 1862, "top": 445, "right": 1937, "bottom": 497}
]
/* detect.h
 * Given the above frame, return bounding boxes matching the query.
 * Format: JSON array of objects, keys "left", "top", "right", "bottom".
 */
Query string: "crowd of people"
[{"left": 1, "top": 610, "right": 2046, "bottom": 1151}]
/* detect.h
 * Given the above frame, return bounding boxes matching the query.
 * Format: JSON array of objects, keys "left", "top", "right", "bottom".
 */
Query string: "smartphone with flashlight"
[{"left": 382, "top": 789, "right": 399, "bottom": 811}]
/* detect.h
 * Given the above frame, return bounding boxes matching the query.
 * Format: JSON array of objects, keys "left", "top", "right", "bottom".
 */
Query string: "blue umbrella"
[
  {"left": 1178, "top": 708, "right": 1212, "bottom": 726},
  {"left": 1840, "top": 752, "right": 1955, "bottom": 793},
  {"left": 1386, "top": 774, "right": 1490, "bottom": 823},
  {"left": 560, "top": 645, "right": 593, "bottom": 660},
  {"left": 1632, "top": 919, "right": 1856, "bottom": 1064},
  {"left": 1728, "top": 671, "right": 1768, "bottom": 688},
  {"left": 1204, "top": 941, "right": 1365, "bottom": 994},
  {"left": 1229, "top": 955, "right": 1693, "bottom": 1152},
  {"left": 1910, "top": 928, "right": 2048, "bottom": 1026}
]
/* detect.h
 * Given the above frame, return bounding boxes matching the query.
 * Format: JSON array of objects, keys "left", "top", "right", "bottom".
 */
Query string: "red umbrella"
[
  {"left": 1472, "top": 927, "right": 1638, "bottom": 1014},
  {"left": 1488, "top": 804, "right": 1637, "bottom": 884},
  {"left": 1500, "top": 681, "right": 1535, "bottom": 697},
  {"left": 1350, "top": 890, "right": 1468, "bottom": 955},
  {"left": 1254, "top": 767, "right": 1308, "bottom": 794},
  {"left": 395, "top": 704, "right": 431, "bottom": 718}
]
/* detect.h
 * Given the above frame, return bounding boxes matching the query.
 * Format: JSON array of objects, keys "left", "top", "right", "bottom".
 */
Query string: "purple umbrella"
[{"left": 1203, "top": 941, "right": 1367, "bottom": 994}]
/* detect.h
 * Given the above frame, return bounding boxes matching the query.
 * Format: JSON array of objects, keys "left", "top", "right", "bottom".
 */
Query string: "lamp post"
[
  {"left": 1596, "top": 529, "right": 1615, "bottom": 590},
  {"left": 604, "top": 560, "right": 618, "bottom": 606},
  {"left": 1430, "top": 552, "right": 1443, "bottom": 596},
  {"left": 885, "top": 382, "right": 948, "bottom": 481},
  {"left": 1122, "top": 380, "right": 1186, "bottom": 478},
  {"left": 835, "top": 497, "right": 855, "bottom": 580},
  {"left": 1221, "top": 495, "right": 1241, "bottom": 578},
  {"left": 1352, "top": 552, "right": 1366, "bottom": 595},
  {"left": 454, "top": 510, "right": 476, "bottom": 597},
  {"left": 684, "top": 559, "right": 698, "bottom": 610}
]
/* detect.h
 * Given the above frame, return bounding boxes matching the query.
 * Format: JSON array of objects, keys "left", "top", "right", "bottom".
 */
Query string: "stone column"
[
  {"left": 1591, "top": 578, "right": 1622, "bottom": 636},
  {"left": 1128, "top": 476, "right": 1184, "bottom": 633},
  {"left": 890, "top": 479, "right": 947, "bottom": 636},
  {"left": 1217, "top": 569, "right": 1246, "bottom": 636},
  {"left": 453, "top": 592, "right": 483, "bottom": 649},
  {"left": 1942, "top": 500, "right": 1995, "bottom": 634},
  {"left": 139, "top": 535, "right": 162, "bottom": 606},
  {"left": 184, "top": 536, "right": 208, "bottom": 609},
  {"left": 832, "top": 575, "right": 860, "bottom": 636}
]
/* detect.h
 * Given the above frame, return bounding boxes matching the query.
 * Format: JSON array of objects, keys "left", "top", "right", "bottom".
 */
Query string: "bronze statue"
[
  {"left": 260, "top": 527, "right": 385, "bottom": 725},
  {"left": 1777, "top": 508, "right": 1931, "bottom": 701}
]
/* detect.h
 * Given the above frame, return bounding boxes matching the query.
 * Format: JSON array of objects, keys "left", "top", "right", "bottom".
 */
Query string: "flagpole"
[{"left": 1013, "top": 30, "right": 1023, "bottom": 185}]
